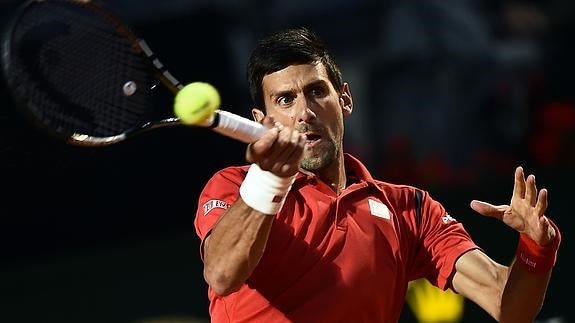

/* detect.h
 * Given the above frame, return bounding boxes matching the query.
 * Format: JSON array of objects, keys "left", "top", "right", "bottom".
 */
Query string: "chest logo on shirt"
[
  {"left": 202, "top": 199, "right": 230, "bottom": 216},
  {"left": 368, "top": 199, "right": 390, "bottom": 219}
]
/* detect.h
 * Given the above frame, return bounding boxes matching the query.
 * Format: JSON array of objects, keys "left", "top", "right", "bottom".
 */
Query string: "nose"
[{"left": 296, "top": 98, "right": 317, "bottom": 123}]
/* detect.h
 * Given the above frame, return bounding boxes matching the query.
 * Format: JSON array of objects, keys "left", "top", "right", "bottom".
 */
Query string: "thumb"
[{"left": 470, "top": 200, "right": 508, "bottom": 220}]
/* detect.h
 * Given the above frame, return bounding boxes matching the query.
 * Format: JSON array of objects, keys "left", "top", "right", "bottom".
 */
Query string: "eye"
[
  {"left": 310, "top": 86, "right": 327, "bottom": 98},
  {"left": 277, "top": 95, "right": 295, "bottom": 106}
]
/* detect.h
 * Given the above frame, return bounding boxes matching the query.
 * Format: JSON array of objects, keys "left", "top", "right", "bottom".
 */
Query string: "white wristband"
[{"left": 239, "top": 164, "right": 295, "bottom": 215}]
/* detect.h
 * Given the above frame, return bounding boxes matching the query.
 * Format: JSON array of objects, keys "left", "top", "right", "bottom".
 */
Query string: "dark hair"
[{"left": 247, "top": 27, "right": 343, "bottom": 108}]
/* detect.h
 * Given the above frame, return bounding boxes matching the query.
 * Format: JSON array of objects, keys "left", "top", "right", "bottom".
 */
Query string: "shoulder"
[
  {"left": 215, "top": 164, "right": 250, "bottom": 177},
  {"left": 373, "top": 180, "right": 428, "bottom": 204},
  {"left": 205, "top": 164, "right": 251, "bottom": 187},
  {"left": 372, "top": 180, "right": 449, "bottom": 225}
]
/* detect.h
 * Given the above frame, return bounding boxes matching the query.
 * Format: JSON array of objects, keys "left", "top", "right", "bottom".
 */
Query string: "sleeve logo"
[
  {"left": 202, "top": 199, "right": 230, "bottom": 216},
  {"left": 441, "top": 213, "right": 456, "bottom": 224}
]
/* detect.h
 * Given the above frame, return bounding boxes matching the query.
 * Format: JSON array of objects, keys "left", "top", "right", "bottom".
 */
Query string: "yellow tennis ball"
[{"left": 174, "top": 82, "right": 221, "bottom": 125}]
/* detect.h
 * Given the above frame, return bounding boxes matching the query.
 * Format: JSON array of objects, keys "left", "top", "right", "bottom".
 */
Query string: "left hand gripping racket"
[{"left": 0, "top": 0, "right": 266, "bottom": 146}]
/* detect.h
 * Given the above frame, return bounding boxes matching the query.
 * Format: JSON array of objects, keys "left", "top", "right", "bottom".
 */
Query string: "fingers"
[
  {"left": 512, "top": 166, "right": 526, "bottom": 201},
  {"left": 270, "top": 124, "right": 305, "bottom": 174},
  {"left": 246, "top": 122, "right": 306, "bottom": 177},
  {"left": 476, "top": 166, "right": 554, "bottom": 242},
  {"left": 538, "top": 214, "right": 552, "bottom": 236},
  {"left": 245, "top": 126, "right": 281, "bottom": 163},
  {"left": 514, "top": 166, "right": 547, "bottom": 212},
  {"left": 470, "top": 200, "right": 508, "bottom": 220},
  {"left": 277, "top": 130, "right": 306, "bottom": 171},
  {"left": 525, "top": 174, "right": 537, "bottom": 206},
  {"left": 534, "top": 188, "right": 548, "bottom": 217}
]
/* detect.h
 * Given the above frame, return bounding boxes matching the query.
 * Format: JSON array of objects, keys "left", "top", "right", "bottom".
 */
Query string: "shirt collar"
[{"left": 294, "top": 153, "right": 378, "bottom": 187}]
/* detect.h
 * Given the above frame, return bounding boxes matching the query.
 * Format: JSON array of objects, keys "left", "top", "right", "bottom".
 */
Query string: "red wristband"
[{"left": 515, "top": 219, "right": 562, "bottom": 274}]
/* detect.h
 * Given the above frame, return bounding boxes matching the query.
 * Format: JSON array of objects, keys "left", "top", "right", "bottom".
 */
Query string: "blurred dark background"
[{"left": 0, "top": 0, "right": 572, "bottom": 322}]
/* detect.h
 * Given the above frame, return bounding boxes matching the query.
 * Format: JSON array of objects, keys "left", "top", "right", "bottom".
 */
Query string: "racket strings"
[{"left": 6, "top": 1, "right": 156, "bottom": 137}]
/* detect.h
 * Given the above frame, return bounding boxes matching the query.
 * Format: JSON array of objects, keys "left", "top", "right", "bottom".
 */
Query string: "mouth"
[{"left": 304, "top": 133, "right": 322, "bottom": 146}]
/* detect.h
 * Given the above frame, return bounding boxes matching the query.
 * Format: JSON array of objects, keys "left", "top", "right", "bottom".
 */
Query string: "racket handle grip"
[{"left": 211, "top": 110, "right": 267, "bottom": 143}]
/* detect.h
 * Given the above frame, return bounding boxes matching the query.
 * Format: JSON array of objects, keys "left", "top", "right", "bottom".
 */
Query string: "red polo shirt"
[{"left": 195, "top": 154, "right": 479, "bottom": 322}]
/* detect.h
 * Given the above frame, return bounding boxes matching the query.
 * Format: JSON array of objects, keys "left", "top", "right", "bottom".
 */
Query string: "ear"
[
  {"left": 339, "top": 83, "right": 353, "bottom": 117},
  {"left": 251, "top": 107, "right": 265, "bottom": 123}
]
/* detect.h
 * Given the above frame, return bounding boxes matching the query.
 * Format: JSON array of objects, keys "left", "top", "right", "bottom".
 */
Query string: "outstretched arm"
[
  {"left": 451, "top": 166, "right": 561, "bottom": 322},
  {"left": 203, "top": 118, "right": 306, "bottom": 296}
]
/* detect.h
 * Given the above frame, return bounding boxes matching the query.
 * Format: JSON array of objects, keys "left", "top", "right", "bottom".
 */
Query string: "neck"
[
  {"left": 329, "top": 181, "right": 346, "bottom": 194},
  {"left": 309, "top": 154, "right": 347, "bottom": 195}
]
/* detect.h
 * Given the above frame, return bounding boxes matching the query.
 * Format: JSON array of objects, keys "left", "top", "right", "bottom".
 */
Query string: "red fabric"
[
  {"left": 194, "top": 154, "right": 479, "bottom": 323},
  {"left": 515, "top": 220, "right": 562, "bottom": 274}
]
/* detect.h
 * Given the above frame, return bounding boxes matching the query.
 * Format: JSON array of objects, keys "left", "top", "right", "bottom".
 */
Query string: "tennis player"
[{"left": 194, "top": 27, "right": 562, "bottom": 323}]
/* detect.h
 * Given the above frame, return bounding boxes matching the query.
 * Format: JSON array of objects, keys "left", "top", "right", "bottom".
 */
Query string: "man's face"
[{"left": 260, "top": 63, "right": 350, "bottom": 172}]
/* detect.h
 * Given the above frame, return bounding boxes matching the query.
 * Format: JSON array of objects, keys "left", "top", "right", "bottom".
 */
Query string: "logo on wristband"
[{"left": 518, "top": 252, "right": 537, "bottom": 269}]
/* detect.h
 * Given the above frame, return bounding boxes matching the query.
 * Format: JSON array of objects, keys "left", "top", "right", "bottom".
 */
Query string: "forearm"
[
  {"left": 203, "top": 198, "right": 274, "bottom": 295},
  {"left": 499, "top": 259, "right": 552, "bottom": 322},
  {"left": 499, "top": 227, "right": 561, "bottom": 322},
  {"left": 203, "top": 162, "right": 296, "bottom": 295}
]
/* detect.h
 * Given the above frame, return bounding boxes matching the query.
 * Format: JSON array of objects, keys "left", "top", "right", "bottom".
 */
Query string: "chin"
[{"left": 301, "top": 148, "right": 335, "bottom": 172}]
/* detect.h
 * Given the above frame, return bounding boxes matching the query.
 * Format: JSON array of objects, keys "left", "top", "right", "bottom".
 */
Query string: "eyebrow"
[
  {"left": 268, "top": 79, "right": 329, "bottom": 100},
  {"left": 303, "top": 79, "right": 329, "bottom": 91}
]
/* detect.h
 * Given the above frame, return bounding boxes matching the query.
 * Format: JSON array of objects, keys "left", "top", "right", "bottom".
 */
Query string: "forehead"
[{"left": 261, "top": 63, "right": 330, "bottom": 92}]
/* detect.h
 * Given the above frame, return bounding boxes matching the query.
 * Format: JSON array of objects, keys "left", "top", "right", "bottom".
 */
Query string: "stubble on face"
[
  {"left": 298, "top": 123, "right": 339, "bottom": 172},
  {"left": 300, "top": 142, "right": 337, "bottom": 172},
  {"left": 260, "top": 63, "right": 345, "bottom": 173}
]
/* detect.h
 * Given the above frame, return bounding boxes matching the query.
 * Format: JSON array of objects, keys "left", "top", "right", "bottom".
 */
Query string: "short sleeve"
[
  {"left": 410, "top": 190, "right": 480, "bottom": 290},
  {"left": 194, "top": 166, "right": 247, "bottom": 258}
]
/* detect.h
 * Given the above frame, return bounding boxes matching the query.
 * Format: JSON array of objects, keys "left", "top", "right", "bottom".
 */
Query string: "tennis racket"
[{"left": 0, "top": 0, "right": 266, "bottom": 147}]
